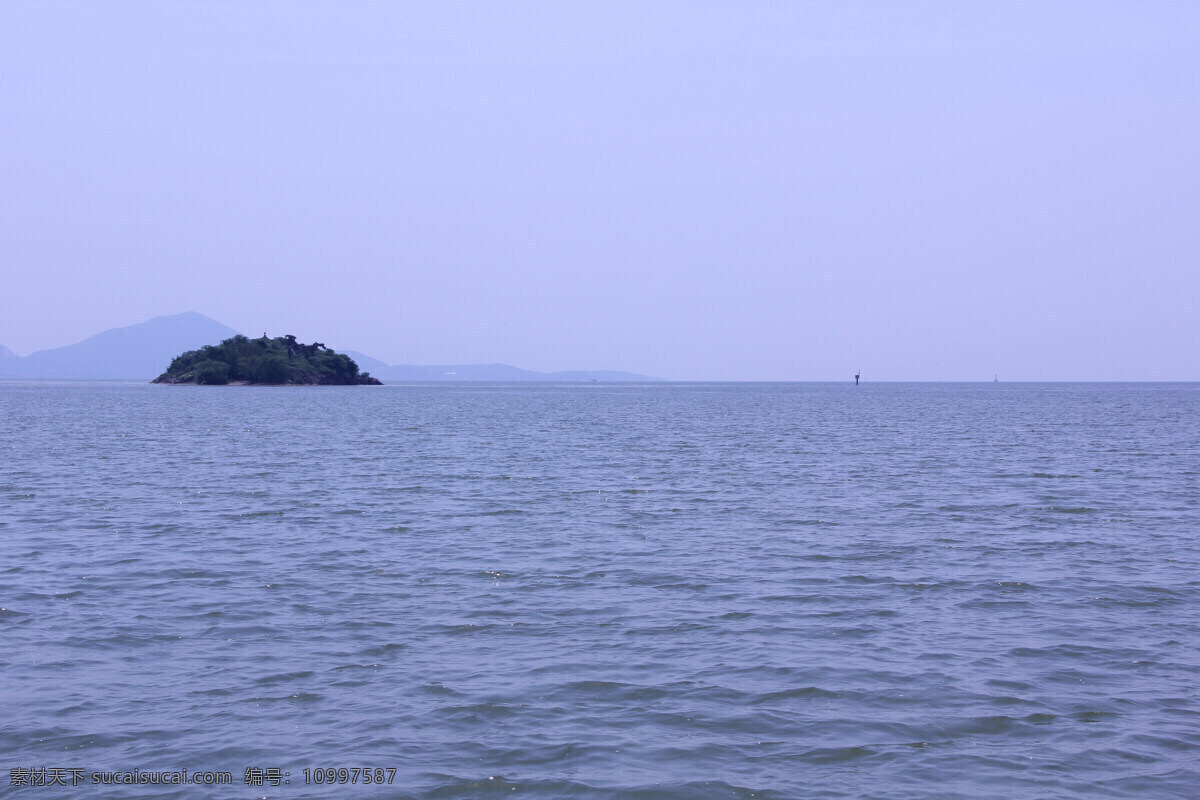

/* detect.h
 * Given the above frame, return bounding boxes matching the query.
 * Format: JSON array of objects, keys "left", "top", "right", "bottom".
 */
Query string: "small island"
[{"left": 153, "top": 334, "right": 383, "bottom": 385}]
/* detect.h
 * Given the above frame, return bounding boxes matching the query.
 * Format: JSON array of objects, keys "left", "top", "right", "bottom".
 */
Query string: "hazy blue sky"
[{"left": 1, "top": 2, "right": 1197, "bottom": 380}]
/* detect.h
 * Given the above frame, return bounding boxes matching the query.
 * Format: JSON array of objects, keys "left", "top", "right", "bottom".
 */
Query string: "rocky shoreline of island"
[{"left": 152, "top": 334, "right": 382, "bottom": 385}]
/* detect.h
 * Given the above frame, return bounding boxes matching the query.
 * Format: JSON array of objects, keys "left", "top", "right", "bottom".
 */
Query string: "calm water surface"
[{"left": 1, "top": 383, "right": 1198, "bottom": 799}]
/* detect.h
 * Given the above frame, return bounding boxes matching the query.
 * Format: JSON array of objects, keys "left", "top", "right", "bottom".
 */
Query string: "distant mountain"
[
  {"left": 0, "top": 313, "right": 664, "bottom": 382},
  {"left": 337, "top": 353, "right": 661, "bottom": 382},
  {"left": 0, "top": 312, "right": 241, "bottom": 380},
  {"left": 365, "top": 363, "right": 663, "bottom": 383},
  {"left": 341, "top": 350, "right": 393, "bottom": 377}
]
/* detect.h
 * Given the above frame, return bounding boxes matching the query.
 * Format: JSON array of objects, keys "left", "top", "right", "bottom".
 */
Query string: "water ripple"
[{"left": 2, "top": 382, "right": 1199, "bottom": 799}]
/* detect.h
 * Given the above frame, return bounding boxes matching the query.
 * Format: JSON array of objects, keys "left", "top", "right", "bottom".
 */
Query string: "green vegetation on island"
[{"left": 152, "top": 334, "right": 383, "bottom": 385}]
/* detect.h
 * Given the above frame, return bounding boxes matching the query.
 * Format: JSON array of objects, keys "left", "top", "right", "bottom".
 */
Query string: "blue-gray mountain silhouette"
[
  {"left": 0, "top": 312, "right": 239, "bottom": 380},
  {"left": 1, "top": 313, "right": 663, "bottom": 382},
  {"left": 341, "top": 351, "right": 661, "bottom": 382}
]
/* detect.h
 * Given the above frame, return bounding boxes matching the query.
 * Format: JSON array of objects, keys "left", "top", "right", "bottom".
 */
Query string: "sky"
[{"left": 1, "top": 1, "right": 1197, "bottom": 381}]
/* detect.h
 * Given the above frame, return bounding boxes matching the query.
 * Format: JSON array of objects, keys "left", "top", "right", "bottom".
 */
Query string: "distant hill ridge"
[
  {"left": 343, "top": 352, "right": 662, "bottom": 383},
  {"left": 0, "top": 312, "right": 239, "bottom": 380},
  {"left": 0, "top": 313, "right": 664, "bottom": 382}
]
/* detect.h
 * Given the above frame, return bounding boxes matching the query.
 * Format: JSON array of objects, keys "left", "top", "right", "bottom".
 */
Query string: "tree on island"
[{"left": 152, "top": 334, "right": 382, "bottom": 385}]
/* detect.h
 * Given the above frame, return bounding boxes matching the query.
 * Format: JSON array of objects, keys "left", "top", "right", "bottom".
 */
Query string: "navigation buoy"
[{"left": 854, "top": 370, "right": 860, "bottom": 386}]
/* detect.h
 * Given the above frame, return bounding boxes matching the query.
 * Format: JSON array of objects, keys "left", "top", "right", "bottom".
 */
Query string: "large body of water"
[{"left": 1, "top": 382, "right": 1197, "bottom": 799}]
